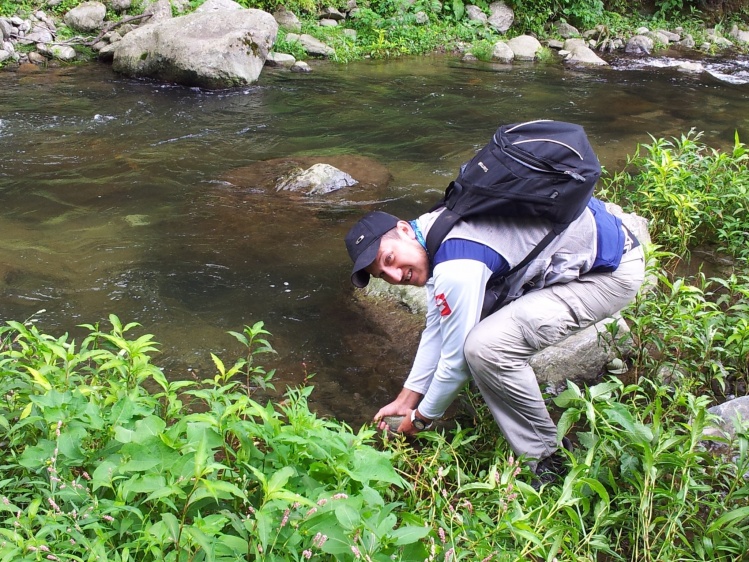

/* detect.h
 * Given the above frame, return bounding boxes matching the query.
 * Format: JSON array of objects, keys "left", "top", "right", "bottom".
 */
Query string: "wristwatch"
[{"left": 410, "top": 409, "right": 433, "bottom": 431}]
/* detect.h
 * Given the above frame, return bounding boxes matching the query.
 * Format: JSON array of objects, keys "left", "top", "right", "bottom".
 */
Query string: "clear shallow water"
[{"left": 1, "top": 55, "right": 748, "bottom": 426}]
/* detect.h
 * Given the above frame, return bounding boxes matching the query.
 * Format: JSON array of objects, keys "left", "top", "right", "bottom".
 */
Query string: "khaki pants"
[{"left": 463, "top": 246, "right": 646, "bottom": 462}]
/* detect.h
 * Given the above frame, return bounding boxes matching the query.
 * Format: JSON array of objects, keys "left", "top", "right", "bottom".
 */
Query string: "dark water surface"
[{"left": 1, "top": 55, "right": 747, "bottom": 425}]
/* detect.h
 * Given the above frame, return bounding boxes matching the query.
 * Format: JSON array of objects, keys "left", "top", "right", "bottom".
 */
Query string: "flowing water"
[{"left": 1, "top": 54, "right": 748, "bottom": 426}]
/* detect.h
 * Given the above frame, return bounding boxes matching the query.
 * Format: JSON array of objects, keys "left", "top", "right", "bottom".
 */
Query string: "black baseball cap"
[{"left": 345, "top": 211, "right": 399, "bottom": 288}]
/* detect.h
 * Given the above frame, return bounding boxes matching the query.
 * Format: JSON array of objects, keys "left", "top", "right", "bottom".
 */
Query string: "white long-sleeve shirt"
[{"left": 404, "top": 258, "right": 491, "bottom": 419}]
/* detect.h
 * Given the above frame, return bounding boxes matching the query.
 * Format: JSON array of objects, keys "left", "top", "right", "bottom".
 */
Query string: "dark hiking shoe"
[{"left": 531, "top": 437, "right": 573, "bottom": 490}]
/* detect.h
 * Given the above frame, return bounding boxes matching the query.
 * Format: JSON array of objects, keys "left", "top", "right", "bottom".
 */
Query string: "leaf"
[
  {"left": 604, "top": 405, "right": 654, "bottom": 444},
  {"left": 25, "top": 367, "right": 51, "bottom": 391},
  {"left": 91, "top": 459, "right": 121, "bottom": 491},
  {"left": 348, "top": 448, "right": 404, "bottom": 486},
  {"left": 210, "top": 353, "right": 226, "bottom": 377},
  {"left": 390, "top": 525, "right": 430, "bottom": 545},
  {"left": 19, "top": 402, "right": 33, "bottom": 420},
  {"left": 184, "top": 525, "right": 216, "bottom": 562},
  {"left": 267, "top": 466, "right": 295, "bottom": 495},
  {"left": 161, "top": 513, "right": 181, "bottom": 544},
  {"left": 334, "top": 503, "right": 359, "bottom": 531},
  {"left": 189, "top": 479, "right": 247, "bottom": 505}
]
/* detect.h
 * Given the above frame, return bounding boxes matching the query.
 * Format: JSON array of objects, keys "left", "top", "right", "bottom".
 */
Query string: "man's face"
[{"left": 365, "top": 221, "right": 429, "bottom": 287}]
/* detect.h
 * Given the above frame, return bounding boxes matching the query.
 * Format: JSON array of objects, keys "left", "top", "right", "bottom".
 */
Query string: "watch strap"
[{"left": 411, "top": 409, "right": 433, "bottom": 430}]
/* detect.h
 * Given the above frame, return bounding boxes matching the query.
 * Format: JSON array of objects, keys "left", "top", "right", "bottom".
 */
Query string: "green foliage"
[
  {"left": 0, "top": 0, "right": 31, "bottom": 17},
  {"left": 598, "top": 129, "right": 749, "bottom": 265},
  {"left": 0, "top": 316, "right": 426, "bottom": 562},
  {"left": 469, "top": 38, "right": 495, "bottom": 61}
]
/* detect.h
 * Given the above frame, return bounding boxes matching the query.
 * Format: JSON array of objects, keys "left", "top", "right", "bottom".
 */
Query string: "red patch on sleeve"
[{"left": 435, "top": 293, "right": 452, "bottom": 317}]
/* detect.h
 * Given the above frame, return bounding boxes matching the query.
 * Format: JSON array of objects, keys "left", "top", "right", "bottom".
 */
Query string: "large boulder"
[
  {"left": 507, "top": 34, "right": 542, "bottom": 60},
  {"left": 111, "top": 7, "right": 277, "bottom": 88},
  {"left": 63, "top": 1, "right": 106, "bottom": 32}
]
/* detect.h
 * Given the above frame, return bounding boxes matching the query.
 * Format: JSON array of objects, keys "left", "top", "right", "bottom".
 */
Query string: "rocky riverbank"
[{"left": 2, "top": 0, "right": 749, "bottom": 87}]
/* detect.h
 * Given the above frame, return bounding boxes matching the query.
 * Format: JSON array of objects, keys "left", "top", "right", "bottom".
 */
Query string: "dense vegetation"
[
  {"left": 2, "top": 0, "right": 749, "bottom": 63},
  {"left": 1, "top": 131, "right": 748, "bottom": 560}
]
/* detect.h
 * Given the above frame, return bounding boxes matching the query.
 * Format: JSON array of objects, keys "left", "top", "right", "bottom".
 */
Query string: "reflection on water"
[{"left": 1, "top": 55, "right": 748, "bottom": 426}]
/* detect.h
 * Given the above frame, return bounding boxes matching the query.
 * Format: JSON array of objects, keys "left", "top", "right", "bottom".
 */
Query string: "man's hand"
[{"left": 373, "top": 388, "right": 422, "bottom": 432}]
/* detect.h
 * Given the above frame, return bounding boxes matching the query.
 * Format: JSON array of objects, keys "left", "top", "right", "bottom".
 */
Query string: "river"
[{"left": 1, "top": 53, "right": 747, "bottom": 425}]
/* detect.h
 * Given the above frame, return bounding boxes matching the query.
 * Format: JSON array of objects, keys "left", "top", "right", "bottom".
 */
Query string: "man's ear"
[{"left": 396, "top": 220, "right": 415, "bottom": 239}]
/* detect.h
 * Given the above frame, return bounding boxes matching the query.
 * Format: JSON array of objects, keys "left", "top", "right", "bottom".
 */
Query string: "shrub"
[{"left": 0, "top": 316, "right": 428, "bottom": 562}]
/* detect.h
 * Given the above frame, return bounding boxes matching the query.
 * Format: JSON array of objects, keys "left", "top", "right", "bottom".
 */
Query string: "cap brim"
[{"left": 350, "top": 237, "right": 380, "bottom": 288}]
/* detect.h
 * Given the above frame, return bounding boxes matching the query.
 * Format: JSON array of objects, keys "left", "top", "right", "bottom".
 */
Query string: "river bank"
[{"left": 1, "top": 0, "right": 749, "bottom": 86}]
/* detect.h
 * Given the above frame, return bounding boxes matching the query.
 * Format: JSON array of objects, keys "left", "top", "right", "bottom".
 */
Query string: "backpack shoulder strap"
[
  {"left": 425, "top": 207, "right": 462, "bottom": 261},
  {"left": 481, "top": 223, "right": 568, "bottom": 317}
]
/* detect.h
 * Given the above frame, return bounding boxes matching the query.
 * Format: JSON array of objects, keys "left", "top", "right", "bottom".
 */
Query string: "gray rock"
[
  {"left": 487, "top": 1, "right": 513, "bottom": 33},
  {"left": 415, "top": 11, "right": 428, "bottom": 24},
  {"left": 276, "top": 163, "right": 357, "bottom": 195},
  {"left": 562, "top": 38, "right": 607, "bottom": 66},
  {"left": 625, "top": 35, "right": 654, "bottom": 54},
  {"left": 320, "top": 6, "right": 345, "bottom": 20},
  {"left": 0, "top": 18, "right": 12, "bottom": 41},
  {"left": 0, "top": 49, "right": 10, "bottom": 62},
  {"left": 24, "top": 25, "right": 54, "bottom": 43},
  {"left": 704, "top": 396, "right": 749, "bottom": 455},
  {"left": 554, "top": 21, "right": 579, "bottom": 38},
  {"left": 97, "top": 41, "right": 117, "bottom": 60},
  {"left": 63, "top": 1, "right": 107, "bottom": 32},
  {"left": 273, "top": 6, "right": 301, "bottom": 32},
  {"left": 290, "top": 60, "right": 311, "bottom": 73},
  {"left": 678, "top": 34, "right": 695, "bottom": 49},
  {"left": 141, "top": 0, "right": 172, "bottom": 23},
  {"left": 285, "top": 32, "right": 334, "bottom": 57},
  {"left": 465, "top": 5, "right": 487, "bottom": 25},
  {"left": 195, "top": 0, "right": 243, "bottom": 12},
  {"left": 645, "top": 30, "right": 671, "bottom": 45},
  {"left": 265, "top": 52, "right": 296, "bottom": 67},
  {"left": 730, "top": 24, "right": 749, "bottom": 43},
  {"left": 108, "top": 0, "right": 131, "bottom": 13},
  {"left": 28, "top": 50, "right": 47, "bottom": 64},
  {"left": 507, "top": 34, "right": 541, "bottom": 60},
  {"left": 112, "top": 8, "right": 278, "bottom": 89},
  {"left": 657, "top": 29, "right": 681, "bottom": 42},
  {"left": 491, "top": 40, "right": 513, "bottom": 63},
  {"left": 532, "top": 315, "right": 631, "bottom": 389},
  {"left": 50, "top": 44, "right": 77, "bottom": 61},
  {"left": 712, "top": 36, "right": 734, "bottom": 48},
  {"left": 319, "top": 18, "right": 338, "bottom": 27},
  {"left": 366, "top": 278, "right": 427, "bottom": 315}
]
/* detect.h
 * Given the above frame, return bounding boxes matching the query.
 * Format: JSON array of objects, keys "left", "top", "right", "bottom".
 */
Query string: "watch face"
[{"left": 412, "top": 417, "right": 426, "bottom": 430}]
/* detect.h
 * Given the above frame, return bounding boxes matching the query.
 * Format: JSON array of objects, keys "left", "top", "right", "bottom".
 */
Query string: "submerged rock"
[{"left": 276, "top": 163, "right": 358, "bottom": 195}]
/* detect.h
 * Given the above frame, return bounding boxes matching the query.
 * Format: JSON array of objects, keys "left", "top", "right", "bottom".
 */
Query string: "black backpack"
[{"left": 425, "top": 119, "right": 601, "bottom": 315}]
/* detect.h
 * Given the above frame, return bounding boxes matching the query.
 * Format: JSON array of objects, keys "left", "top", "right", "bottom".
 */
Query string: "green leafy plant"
[
  {"left": 598, "top": 129, "right": 749, "bottom": 265},
  {"left": 0, "top": 316, "right": 427, "bottom": 562}
]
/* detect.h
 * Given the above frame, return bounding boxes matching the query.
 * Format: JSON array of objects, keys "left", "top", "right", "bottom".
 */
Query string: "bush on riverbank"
[{"left": 1, "top": 131, "right": 748, "bottom": 561}]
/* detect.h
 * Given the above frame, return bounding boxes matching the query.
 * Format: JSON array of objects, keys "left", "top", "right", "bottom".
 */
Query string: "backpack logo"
[
  {"left": 435, "top": 293, "right": 452, "bottom": 316},
  {"left": 478, "top": 162, "right": 488, "bottom": 172}
]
